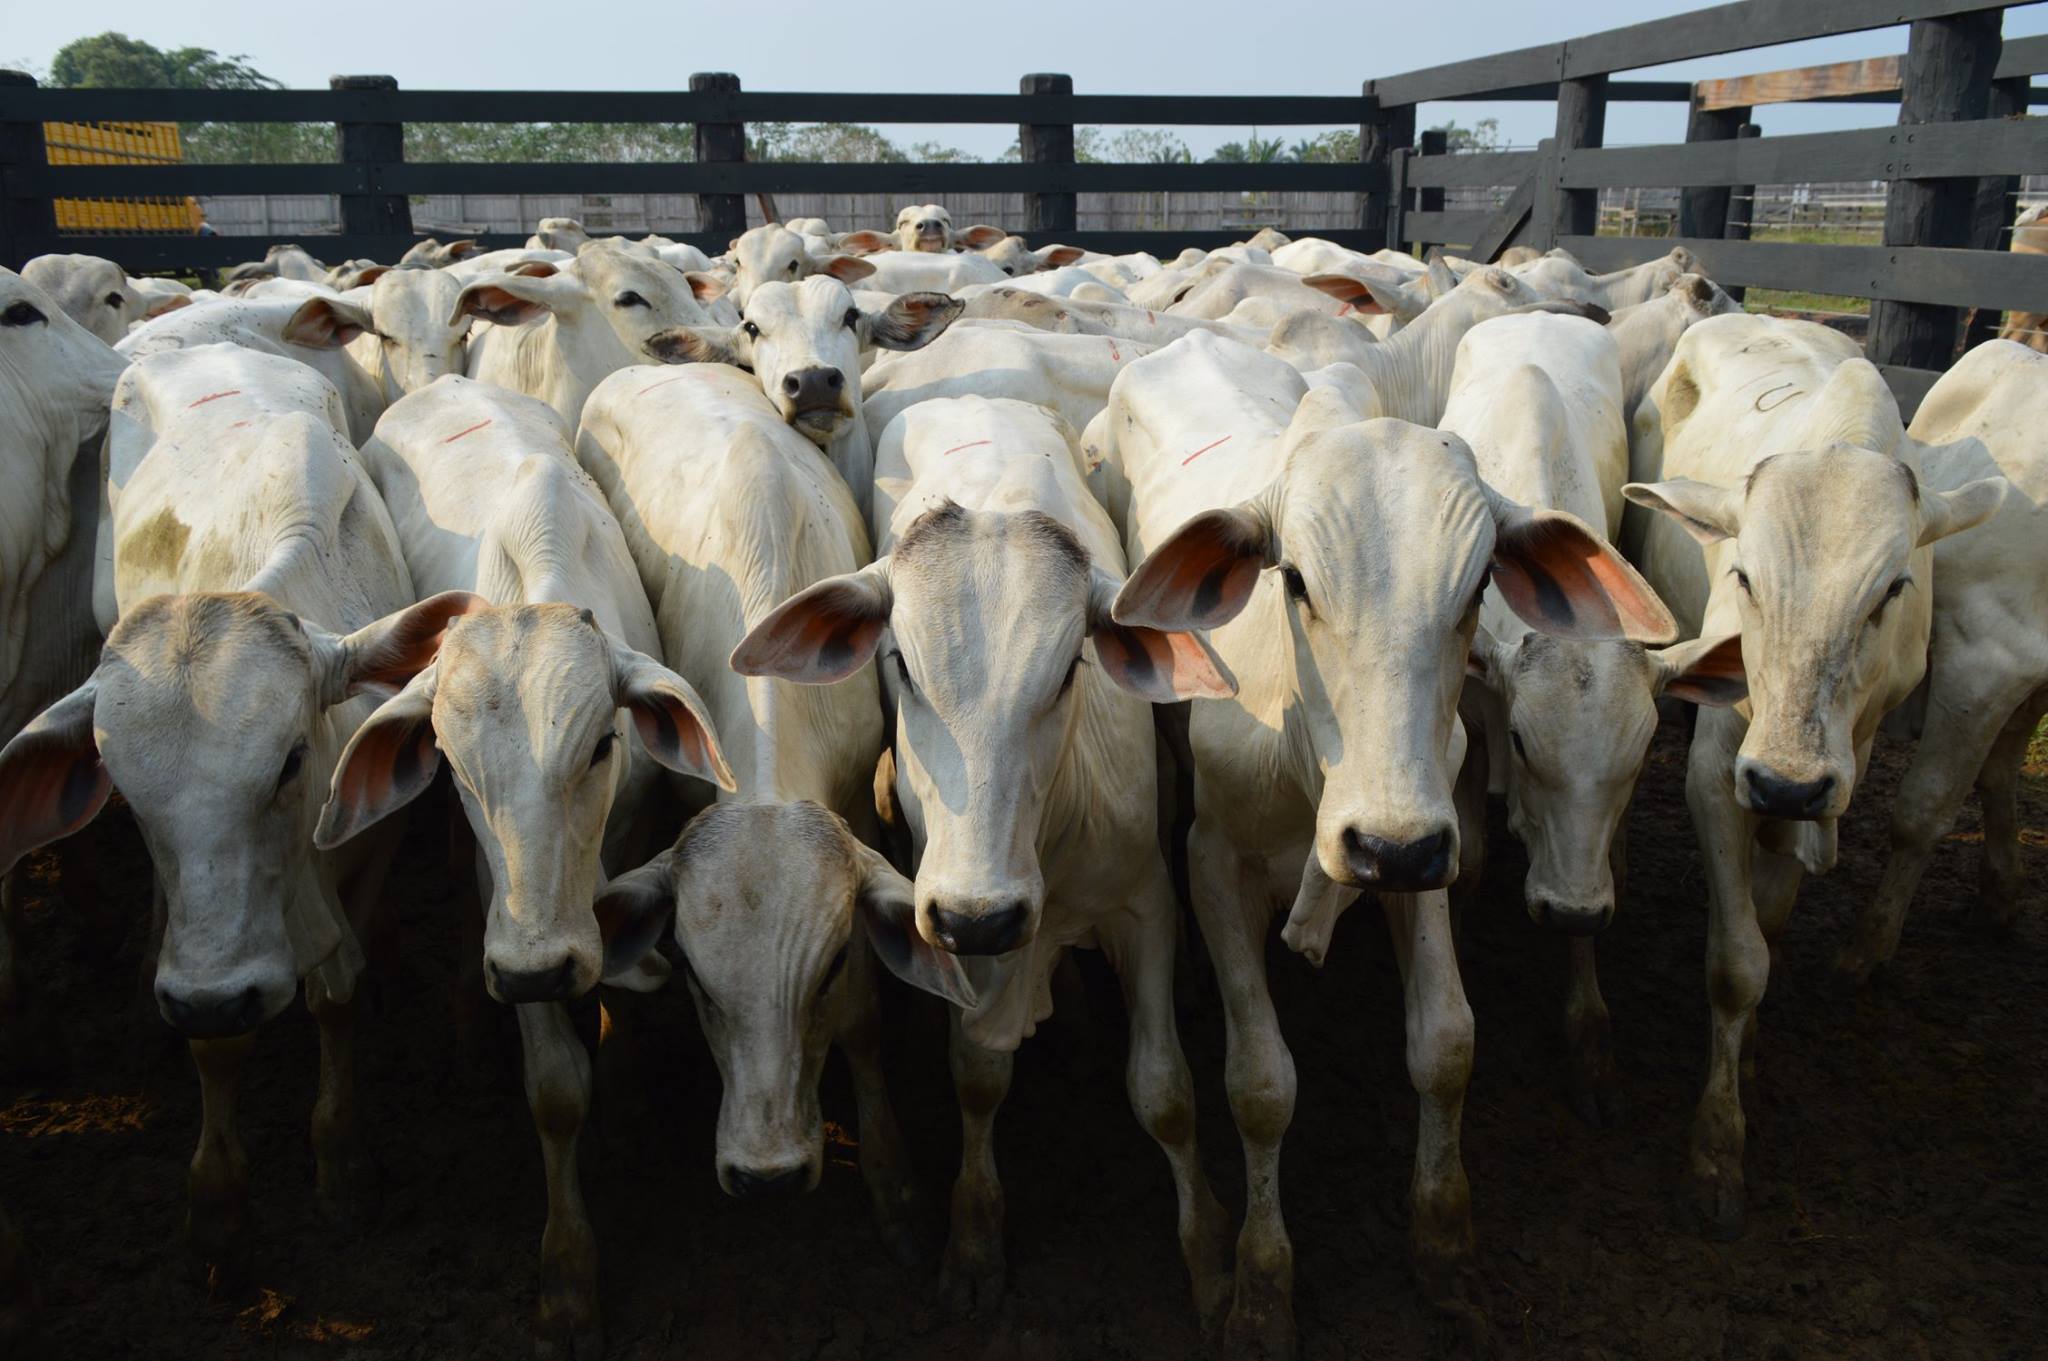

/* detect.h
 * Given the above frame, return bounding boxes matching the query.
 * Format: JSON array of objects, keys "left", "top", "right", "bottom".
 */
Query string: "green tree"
[
  {"left": 51, "top": 32, "right": 278, "bottom": 90},
  {"left": 1428, "top": 117, "right": 1502, "bottom": 152},
  {"left": 1209, "top": 134, "right": 1287, "bottom": 164},
  {"left": 1290, "top": 129, "right": 1360, "bottom": 162}
]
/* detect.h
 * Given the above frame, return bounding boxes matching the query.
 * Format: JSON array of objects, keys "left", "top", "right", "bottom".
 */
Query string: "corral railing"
[{"left": 1367, "top": 0, "right": 2048, "bottom": 407}]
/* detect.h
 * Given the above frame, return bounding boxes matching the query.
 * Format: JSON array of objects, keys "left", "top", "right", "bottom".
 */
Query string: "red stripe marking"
[
  {"left": 1146, "top": 311, "right": 1156, "bottom": 326},
  {"left": 189, "top": 389, "right": 240, "bottom": 407},
  {"left": 443, "top": 418, "right": 492, "bottom": 443},
  {"left": 638, "top": 374, "right": 689, "bottom": 396},
  {"left": 942, "top": 439, "right": 992, "bottom": 457},
  {"left": 1109, "top": 339, "right": 1121, "bottom": 361},
  {"left": 228, "top": 420, "right": 251, "bottom": 429},
  {"left": 1180, "top": 434, "right": 1232, "bottom": 467}
]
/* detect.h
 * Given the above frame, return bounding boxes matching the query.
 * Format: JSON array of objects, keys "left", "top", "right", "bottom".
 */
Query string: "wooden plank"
[
  {"left": 1399, "top": 210, "right": 1496, "bottom": 246},
  {"left": 1021, "top": 73, "right": 1076, "bottom": 237},
  {"left": 1554, "top": 76, "right": 1607, "bottom": 239},
  {"left": 1879, "top": 364, "right": 1942, "bottom": 418},
  {"left": 1997, "top": 33, "right": 2048, "bottom": 77},
  {"left": 1560, "top": 117, "right": 2048, "bottom": 189},
  {"left": 1404, "top": 149, "right": 1539, "bottom": 189},
  {"left": 1468, "top": 173, "right": 1538, "bottom": 262},
  {"left": 1557, "top": 235, "right": 2048, "bottom": 314},
  {"left": 331, "top": 75, "right": 411, "bottom": 242},
  {"left": 690, "top": 72, "right": 745, "bottom": 239},
  {"left": 1369, "top": 0, "right": 2029, "bottom": 105},
  {"left": 1680, "top": 102, "right": 1747, "bottom": 236},
  {"left": 0, "top": 71, "right": 53, "bottom": 272},
  {"left": 1358, "top": 94, "right": 1414, "bottom": 249},
  {"left": 9, "top": 163, "right": 360, "bottom": 195},
  {"left": 1697, "top": 57, "right": 1902, "bottom": 111},
  {"left": 1427, "top": 80, "right": 1693, "bottom": 103}
]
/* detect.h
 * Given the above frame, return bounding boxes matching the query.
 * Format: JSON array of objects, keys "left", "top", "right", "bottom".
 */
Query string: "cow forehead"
[
  {"left": 1507, "top": 636, "right": 1656, "bottom": 728},
  {"left": 670, "top": 804, "right": 857, "bottom": 952},
  {"left": 747, "top": 276, "right": 854, "bottom": 324},
  {"left": 1740, "top": 445, "right": 1918, "bottom": 568},
  {"left": 434, "top": 607, "right": 613, "bottom": 727},
  {"left": 1279, "top": 425, "right": 1495, "bottom": 557},
  {"left": 97, "top": 595, "right": 315, "bottom": 752}
]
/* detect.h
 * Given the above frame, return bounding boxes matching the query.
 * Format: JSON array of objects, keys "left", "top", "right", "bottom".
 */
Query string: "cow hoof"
[
  {"left": 1683, "top": 1170, "right": 1746, "bottom": 1241},
  {"left": 1221, "top": 1298, "right": 1297, "bottom": 1361},
  {"left": 938, "top": 1240, "right": 1005, "bottom": 1317}
]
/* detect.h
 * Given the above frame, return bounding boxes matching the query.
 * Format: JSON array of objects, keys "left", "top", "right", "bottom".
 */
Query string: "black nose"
[
  {"left": 159, "top": 985, "right": 265, "bottom": 1038},
  {"left": 1743, "top": 768, "right": 1835, "bottom": 820},
  {"left": 725, "top": 1165, "right": 810, "bottom": 1199},
  {"left": 780, "top": 366, "right": 844, "bottom": 410},
  {"left": 1531, "top": 900, "right": 1614, "bottom": 936},
  {"left": 929, "top": 901, "right": 1028, "bottom": 956},
  {"left": 489, "top": 957, "right": 580, "bottom": 1004},
  {"left": 1343, "top": 828, "right": 1455, "bottom": 892}
]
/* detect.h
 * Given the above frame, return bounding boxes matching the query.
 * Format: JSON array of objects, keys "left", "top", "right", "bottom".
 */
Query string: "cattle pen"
[{"left": 5, "top": 1, "right": 2048, "bottom": 405}]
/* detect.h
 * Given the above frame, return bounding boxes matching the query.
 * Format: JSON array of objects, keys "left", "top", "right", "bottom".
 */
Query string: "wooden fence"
[{"left": 4, "top": 0, "right": 2048, "bottom": 404}]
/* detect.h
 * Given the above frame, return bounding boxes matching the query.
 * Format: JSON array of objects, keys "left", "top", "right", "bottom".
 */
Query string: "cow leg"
[
  {"left": 941, "top": 1010, "right": 1013, "bottom": 1316},
  {"left": 306, "top": 970, "right": 375, "bottom": 1230},
  {"left": 1381, "top": 889, "right": 1476, "bottom": 1304},
  {"left": 1836, "top": 668, "right": 2024, "bottom": 985},
  {"left": 185, "top": 1032, "right": 258, "bottom": 1282},
  {"left": 1189, "top": 823, "right": 1295, "bottom": 1361},
  {"left": 1973, "top": 688, "right": 2048, "bottom": 932},
  {"left": 835, "top": 939, "right": 922, "bottom": 1266},
  {"left": 1450, "top": 697, "right": 1491, "bottom": 907},
  {"left": 1684, "top": 714, "right": 1764, "bottom": 1239},
  {"left": 1103, "top": 879, "right": 1232, "bottom": 1332},
  {"left": 517, "top": 1002, "right": 600, "bottom": 1361},
  {"left": 1563, "top": 936, "right": 1619, "bottom": 1126}
]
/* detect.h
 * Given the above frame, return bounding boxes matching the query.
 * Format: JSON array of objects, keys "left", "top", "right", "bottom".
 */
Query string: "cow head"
[
  {"left": 0, "top": 590, "right": 481, "bottom": 1037},
  {"left": 726, "top": 225, "right": 877, "bottom": 310},
  {"left": 894, "top": 203, "right": 954, "bottom": 253},
  {"left": 733, "top": 496, "right": 1231, "bottom": 955},
  {"left": 452, "top": 242, "right": 714, "bottom": 368},
  {"left": 21, "top": 253, "right": 186, "bottom": 346},
  {"left": 288, "top": 267, "right": 469, "bottom": 399},
  {"left": 594, "top": 802, "right": 972, "bottom": 1193},
  {"left": 1118, "top": 419, "right": 1675, "bottom": 894},
  {"left": 644, "top": 276, "right": 961, "bottom": 446}
]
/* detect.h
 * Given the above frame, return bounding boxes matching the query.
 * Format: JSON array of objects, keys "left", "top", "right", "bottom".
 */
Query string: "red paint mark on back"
[
  {"left": 189, "top": 390, "right": 240, "bottom": 407},
  {"left": 942, "top": 440, "right": 992, "bottom": 457},
  {"left": 1109, "top": 338, "right": 1122, "bottom": 362},
  {"left": 638, "top": 375, "right": 689, "bottom": 397},
  {"left": 1180, "top": 434, "right": 1232, "bottom": 467},
  {"left": 444, "top": 418, "right": 493, "bottom": 443},
  {"left": 1146, "top": 311, "right": 1156, "bottom": 326},
  {"left": 228, "top": 420, "right": 251, "bottom": 429}
]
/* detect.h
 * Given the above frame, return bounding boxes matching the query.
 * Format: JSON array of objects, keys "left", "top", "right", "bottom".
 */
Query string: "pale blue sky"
[{"left": 7, "top": 0, "right": 2046, "bottom": 158}]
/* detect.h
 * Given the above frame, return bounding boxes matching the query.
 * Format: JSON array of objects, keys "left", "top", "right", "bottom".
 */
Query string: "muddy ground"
[{"left": 2, "top": 716, "right": 2044, "bottom": 1361}]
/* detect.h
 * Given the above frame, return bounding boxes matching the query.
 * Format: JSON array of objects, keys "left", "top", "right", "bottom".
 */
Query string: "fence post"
[
  {"left": 1962, "top": 73, "right": 2030, "bottom": 350},
  {"left": 691, "top": 72, "right": 747, "bottom": 240},
  {"left": 1386, "top": 147, "right": 1410, "bottom": 259},
  {"left": 1020, "top": 73, "right": 1076, "bottom": 239},
  {"left": 329, "top": 75, "right": 411, "bottom": 249},
  {"left": 1552, "top": 69, "right": 1608, "bottom": 244},
  {"left": 1867, "top": 12, "right": 2003, "bottom": 375},
  {"left": 1678, "top": 96, "right": 1748, "bottom": 239},
  {"left": 1719, "top": 123, "right": 1763, "bottom": 304},
  {"left": 1413, "top": 128, "right": 1446, "bottom": 257},
  {"left": 0, "top": 71, "right": 55, "bottom": 272},
  {"left": 1359, "top": 92, "right": 1414, "bottom": 251}
]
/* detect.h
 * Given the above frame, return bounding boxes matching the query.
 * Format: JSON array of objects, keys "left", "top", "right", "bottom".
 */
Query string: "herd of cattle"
[{"left": 0, "top": 199, "right": 2042, "bottom": 1358}]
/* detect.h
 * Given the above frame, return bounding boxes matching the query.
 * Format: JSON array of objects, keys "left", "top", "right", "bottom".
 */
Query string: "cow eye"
[
  {"left": 1001, "top": 266, "right": 1015, "bottom": 276},
  {"left": 742, "top": 320, "right": 760, "bottom": 339},
  {"left": 615, "top": 291, "right": 649, "bottom": 309},
  {"left": 589, "top": 732, "right": 616, "bottom": 769},
  {"left": 818, "top": 943, "right": 849, "bottom": 1000},
  {"left": 843, "top": 307, "right": 860, "bottom": 330},
  {"left": 2, "top": 301, "right": 45, "bottom": 327},
  {"left": 890, "top": 651, "right": 913, "bottom": 691},
  {"left": 1734, "top": 568, "right": 1754, "bottom": 597},
  {"left": 1059, "top": 653, "right": 1082, "bottom": 696},
  {"left": 1280, "top": 564, "right": 1308, "bottom": 602},
  {"left": 105, "top": 291, "right": 126, "bottom": 308},
  {"left": 277, "top": 741, "right": 308, "bottom": 791},
  {"left": 1872, "top": 576, "right": 1909, "bottom": 622},
  {"left": 1510, "top": 729, "right": 1528, "bottom": 763},
  {"left": 786, "top": 260, "right": 800, "bottom": 275}
]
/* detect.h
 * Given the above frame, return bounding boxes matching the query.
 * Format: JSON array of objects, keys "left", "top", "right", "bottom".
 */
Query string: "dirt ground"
[{"left": 2, "top": 715, "right": 2044, "bottom": 1361}]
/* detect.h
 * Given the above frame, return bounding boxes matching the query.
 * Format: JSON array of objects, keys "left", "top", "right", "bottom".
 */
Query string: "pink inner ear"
[
  {"left": 324, "top": 718, "right": 437, "bottom": 847},
  {"left": 1096, "top": 624, "right": 1236, "bottom": 703},
  {"left": 629, "top": 694, "right": 734, "bottom": 790},
  {"left": 1118, "top": 514, "right": 1264, "bottom": 632},
  {"left": 352, "top": 593, "right": 488, "bottom": 697},
  {"left": 1666, "top": 635, "right": 1747, "bottom": 706},
  {"left": 1494, "top": 515, "right": 1675, "bottom": 644},
  {"left": 0, "top": 747, "right": 111, "bottom": 874},
  {"left": 734, "top": 589, "right": 886, "bottom": 683}
]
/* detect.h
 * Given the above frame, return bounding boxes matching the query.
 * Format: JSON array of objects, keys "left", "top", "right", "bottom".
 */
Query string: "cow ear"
[
  {"left": 141, "top": 292, "right": 190, "bottom": 320},
  {"left": 958, "top": 224, "right": 1008, "bottom": 250},
  {"left": 450, "top": 271, "right": 583, "bottom": 327},
  {"left": 1917, "top": 476, "right": 2006, "bottom": 547},
  {"left": 1085, "top": 570, "right": 1236, "bottom": 703},
  {"left": 815, "top": 255, "right": 877, "bottom": 285},
  {"left": 1465, "top": 624, "right": 1501, "bottom": 687},
  {"left": 351, "top": 265, "right": 394, "bottom": 289},
  {"left": 1426, "top": 255, "right": 1460, "bottom": 298},
  {"left": 1491, "top": 504, "right": 1678, "bottom": 644},
  {"left": 442, "top": 239, "right": 480, "bottom": 262},
  {"left": 644, "top": 326, "right": 740, "bottom": 366},
  {"left": 1037, "top": 245, "right": 1087, "bottom": 269},
  {"left": 593, "top": 849, "right": 677, "bottom": 982},
  {"left": 853, "top": 842, "right": 977, "bottom": 1009},
  {"left": 331, "top": 591, "right": 490, "bottom": 703},
  {"left": 864, "top": 292, "right": 963, "bottom": 351},
  {"left": 1623, "top": 478, "right": 1742, "bottom": 547},
  {"left": 1302, "top": 270, "right": 1425, "bottom": 322},
  {"left": 314, "top": 665, "right": 441, "bottom": 850},
  {"left": 838, "top": 231, "right": 893, "bottom": 256},
  {"left": 0, "top": 681, "right": 112, "bottom": 876},
  {"left": 609, "top": 643, "right": 736, "bottom": 791},
  {"left": 505, "top": 260, "right": 560, "bottom": 279},
  {"left": 1652, "top": 632, "right": 1747, "bottom": 708},
  {"left": 683, "top": 270, "right": 729, "bottom": 302},
  {"left": 283, "top": 296, "right": 374, "bottom": 349},
  {"left": 1114, "top": 503, "right": 1274, "bottom": 633},
  {"left": 730, "top": 561, "right": 893, "bottom": 684}
]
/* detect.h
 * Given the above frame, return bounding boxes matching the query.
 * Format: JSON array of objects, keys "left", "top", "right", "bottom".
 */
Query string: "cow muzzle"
[
  {"left": 157, "top": 980, "right": 275, "bottom": 1038},
  {"left": 485, "top": 952, "right": 594, "bottom": 1005},
  {"left": 913, "top": 225, "right": 947, "bottom": 252},
  {"left": 778, "top": 366, "right": 850, "bottom": 438},
  {"left": 1527, "top": 896, "right": 1614, "bottom": 935},
  {"left": 919, "top": 895, "right": 1034, "bottom": 956},
  {"left": 1340, "top": 825, "right": 1457, "bottom": 893},
  {"left": 720, "top": 1160, "right": 817, "bottom": 1199},
  {"left": 1736, "top": 761, "right": 1840, "bottom": 822}
]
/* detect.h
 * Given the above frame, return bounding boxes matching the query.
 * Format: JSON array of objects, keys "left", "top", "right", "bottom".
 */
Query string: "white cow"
[
  {"left": 574, "top": 361, "right": 970, "bottom": 1292},
  {"left": 1622, "top": 314, "right": 2006, "bottom": 1235},
  {"left": 0, "top": 340, "right": 477, "bottom": 1274},
  {"left": 1103, "top": 326, "right": 1674, "bottom": 1355},
  {"left": 732, "top": 394, "right": 1233, "bottom": 1322},
  {"left": 1835, "top": 340, "right": 2048, "bottom": 980},
  {"left": 315, "top": 376, "right": 732, "bottom": 1357},
  {"left": 21, "top": 253, "right": 188, "bottom": 344},
  {"left": 641, "top": 276, "right": 961, "bottom": 520},
  {"left": 456, "top": 240, "right": 718, "bottom": 428},
  {"left": 1605, "top": 273, "right": 1740, "bottom": 419},
  {"left": 722, "top": 224, "right": 879, "bottom": 310},
  {"left": 1441, "top": 313, "right": 1745, "bottom": 1121},
  {"left": 283, "top": 268, "right": 472, "bottom": 401},
  {"left": 832, "top": 250, "right": 1006, "bottom": 296},
  {"left": 1513, "top": 246, "right": 1698, "bottom": 310},
  {"left": 118, "top": 295, "right": 386, "bottom": 443},
  {"left": 972, "top": 236, "right": 1090, "bottom": 277},
  {"left": 957, "top": 287, "right": 1263, "bottom": 345},
  {"left": 527, "top": 217, "right": 591, "bottom": 252}
]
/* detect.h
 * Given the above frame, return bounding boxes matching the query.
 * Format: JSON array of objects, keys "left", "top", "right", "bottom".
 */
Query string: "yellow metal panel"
[{"left": 47, "top": 120, "right": 200, "bottom": 235}]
